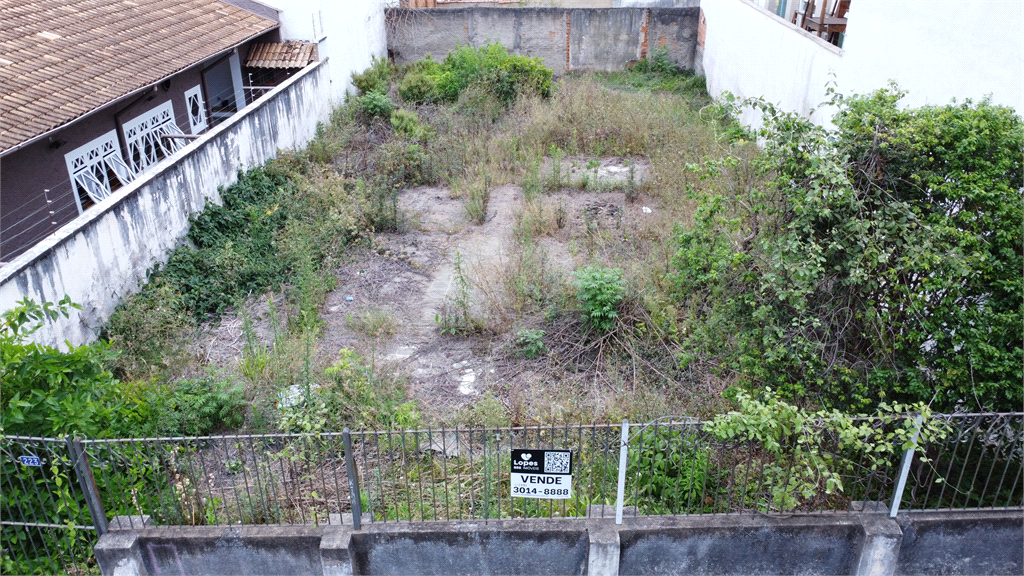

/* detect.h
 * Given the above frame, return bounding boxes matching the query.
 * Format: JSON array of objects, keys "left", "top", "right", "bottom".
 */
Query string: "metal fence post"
[
  {"left": 342, "top": 428, "right": 362, "bottom": 530},
  {"left": 889, "top": 415, "right": 923, "bottom": 518},
  {"left": 67, "top": 437, "right": 108, "bottom": 536},
  {"left": 615, "top": 419, "right": 629, "bottom": 525}
]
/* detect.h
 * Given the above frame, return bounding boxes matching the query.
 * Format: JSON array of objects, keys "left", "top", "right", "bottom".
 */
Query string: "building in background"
[{"left": 0, "top": 0, "right": 290, "bottom": 261}]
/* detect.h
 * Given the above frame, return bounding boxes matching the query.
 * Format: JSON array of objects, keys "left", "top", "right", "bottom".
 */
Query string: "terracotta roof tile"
[
  {"left": 245, "top": 41, "right": 316, "bottom": 69},
  {"left": 0, "top": 0, "right": 278, "bottom": 152}
]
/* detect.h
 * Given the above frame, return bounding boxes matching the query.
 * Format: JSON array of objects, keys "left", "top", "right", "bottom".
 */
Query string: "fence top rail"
[{"left": 6, "top": 412, "right": 1020, "bottom": 445}]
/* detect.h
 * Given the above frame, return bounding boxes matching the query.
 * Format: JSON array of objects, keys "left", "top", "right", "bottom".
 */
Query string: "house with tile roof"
[{"left": 0, "top": 0, "right": 320, "bottom": 260}]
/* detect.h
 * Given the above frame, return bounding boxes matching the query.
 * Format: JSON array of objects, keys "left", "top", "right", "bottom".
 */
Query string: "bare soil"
[{"left": 196, "top": 157, "right": 718, "bottom": 426}]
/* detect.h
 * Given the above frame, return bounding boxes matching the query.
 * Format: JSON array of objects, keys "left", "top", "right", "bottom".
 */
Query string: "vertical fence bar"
[
  {"left": 342, "top": 428, "right": 362, "bottom": 530},
  {"left": 889, "top": 415, "right": 923, "bottom": 518},
  {"left": 615, "top": 419, "right": 629, "bottom": 525},
  {"left": 67, "top": 437, "right": 107, "bottom": 536}
]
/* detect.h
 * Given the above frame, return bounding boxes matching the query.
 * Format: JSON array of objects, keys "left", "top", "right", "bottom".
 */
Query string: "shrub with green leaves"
[
  {"left": 390, "top": 108, "right": 428, "bottom": 140},
  {"left": 351, "top": 55, "right": 394, "bottom": 95},
  {"left": 356, "top": 90, "right": 395, "bottom": 118},
  {"left": 515, "top": 328, "right": 547, "bottom": 358},
  {"left": 432, "top": 43, "right": 552, "bottom": 106},
  {"left": 398, "top": 71, "right": 437, "bottom": 104},
  {"left": 1, "top": 297, "right": 124, "bottom": 438},
  {"left": 672, "top": 85, "right": 1023, "bottom": 412},
  {"left": 573, "top": 267, "right": 625, "bottom": 333}
]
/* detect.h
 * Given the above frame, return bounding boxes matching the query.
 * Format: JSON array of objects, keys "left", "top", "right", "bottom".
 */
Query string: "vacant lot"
[{"left": 94, "top": 53, "right": 741, "bottom": 435}]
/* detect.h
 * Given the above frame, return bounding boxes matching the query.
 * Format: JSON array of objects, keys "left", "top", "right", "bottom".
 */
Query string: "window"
[
  {"left": 121, "top": 100, "right": 185, "bottom": 173},
  {"left": 63, "top": 130, "right": 136, "bottom": 213},
  {"left": 184, "top": 85, "right": 208, "bottom": 134}
]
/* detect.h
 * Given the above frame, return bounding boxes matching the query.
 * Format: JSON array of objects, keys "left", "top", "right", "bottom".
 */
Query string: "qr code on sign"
[{"left": 544, "top": 451, "right": 571, "bottom": 474}]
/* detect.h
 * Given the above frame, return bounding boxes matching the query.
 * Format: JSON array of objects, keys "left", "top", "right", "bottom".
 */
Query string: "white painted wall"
[
  {"left": 838, "top": 1, "right": 1023, "bottom": 114},
  {"left": 0, "top": 62, "right": 332, "bottom": 349},
  {"left": 701, "top": 0, "right": 842, "bottom": 129},
  {"left": 701, "top": 0, "right": 1024, "bottom": 129},
  {"left": 260, "top": 0, "right": 387, "bottom": 102}
]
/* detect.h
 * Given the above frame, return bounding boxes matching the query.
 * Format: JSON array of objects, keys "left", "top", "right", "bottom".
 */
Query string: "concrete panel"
[
  {"left": 138, "top": 526, "right": 324, "bottom": 576},
  {"left": 350, "top": 520, "right": 588, "bottom": 576},
  {"left": 618, "top": 515, "right": 862, "bottom": 575},
  {"left": 896, "top": 511, "right": 1024, "bottom": 575},
  {"left": 509, "top": 9, "right": 568, "bottom": 76},
  {"left": 0, "top": 61, "right": 332, "bottom": 349},
  {"left": 388, "top": 8, "right": 568, "bottom": 76},
  {"left": 569, "top": 9, "right": 646, "bottom": 72},
  {"left": 387, "top": 9, "right": 470, "bottom": 66},
  {"left": 648, "top": 8, "right": 699, "bottom": 71}
]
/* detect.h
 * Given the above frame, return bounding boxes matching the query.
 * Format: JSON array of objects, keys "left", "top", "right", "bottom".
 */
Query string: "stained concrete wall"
[
  {"left": 94, "top": 510, "right": 1024, "bottom": 576},
  {"left": 895, "top": 511, "right": 1024, "bottom": 576},
  {"left": 0, "top": 61, "right": 332, "bottom": 349},
  {"left": 350, "top": 522, "right": 589, "bottom": 575},
  {"left": 386, "top": 8, "right": 699, "bottom": 76},
  {"left": 618, "top": 516, "right": 862, "bottom": 575}
]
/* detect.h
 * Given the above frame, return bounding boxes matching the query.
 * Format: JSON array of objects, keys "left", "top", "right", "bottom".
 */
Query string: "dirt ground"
[{"left": 194, "top": 157, "right": 711, "bottom": 426}]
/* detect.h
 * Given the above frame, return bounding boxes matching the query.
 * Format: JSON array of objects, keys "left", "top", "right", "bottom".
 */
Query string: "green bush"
[
  {"left": 1, "top": 297, "right": 124, "bottom": 438},
  {"left": 629, "top": 427, "right": 711, "bottom": 514},
  {"left": 572, "top": 267, "right": 625, "bottom": 333},
  {"left": 398, "top": 71, "right": 437, "bottom": 104},
  {"left": 390, "top": 108, "right": 428, "bottom": 140},
  {"left": 356, "top": 90, "right": 395, "bottom": 118},
  {"left": 433, "top": 43, "right": 552, "bottom": 106},
  {"left": 672, "top": 86, "right": 1023, "bottom": 411},
  {"left": 515, "top": 328, "right": 547, "bottom": 359},
  {"left": 351, "top": 55, "right": 394, "bottom": 95}
]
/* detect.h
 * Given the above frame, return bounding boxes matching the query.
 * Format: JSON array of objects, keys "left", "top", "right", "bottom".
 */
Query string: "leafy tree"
[{"left": 672, "top": 85, "right": 1023, "bottom": 411}]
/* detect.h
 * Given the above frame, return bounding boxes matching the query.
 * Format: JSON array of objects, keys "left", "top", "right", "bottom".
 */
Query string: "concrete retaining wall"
[
  {"left": 0, "top": 60, "right": 332, "bottom": 349},
  {"left": 94, "top": 510, "right": 1023, "bottom": 576},
  {"left": 386, "top": 7, "right": 699, "bottom": 76}
]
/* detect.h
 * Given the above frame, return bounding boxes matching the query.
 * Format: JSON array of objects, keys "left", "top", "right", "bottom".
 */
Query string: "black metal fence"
[{"left": 3, "top": 413, "right": 1021, "bottom": 574}]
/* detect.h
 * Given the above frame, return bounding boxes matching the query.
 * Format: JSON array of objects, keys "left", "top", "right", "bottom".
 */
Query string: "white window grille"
[
  {"left": 121, "top": 100, "right": 185, "bottom": 173},
  {"left": 63, "top": 130, "right": 136, "bottom": 212},
  {"left": 184, "top": 85, "right": 208, "bottom": 134}
]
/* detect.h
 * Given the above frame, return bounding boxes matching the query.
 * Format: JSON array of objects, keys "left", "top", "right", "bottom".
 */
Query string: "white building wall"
[
  {"left": 261, "top": 0, "right": 387, "bottom": 102},
  {"left": 700, "top": 0, "right": 842, "bottom": 129},
  {"left": 701, "top": 0, "right": 1023, "bottom": 129},
  {"left": 837, "top": 1, "right": 1023, "bottom": 114}
]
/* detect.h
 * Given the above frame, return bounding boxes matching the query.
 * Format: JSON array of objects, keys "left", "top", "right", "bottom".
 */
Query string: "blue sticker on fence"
[{"left": 18, "top": 455, "right": 42, "bottom": 467}]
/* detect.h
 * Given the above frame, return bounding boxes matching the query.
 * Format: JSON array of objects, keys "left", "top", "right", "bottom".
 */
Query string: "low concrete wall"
[
  {"left": 350, "top": 521, "right": 589, "bottom": 575},
  {"left": 896, "top": 511, "right": 1024, "bottom": 576},
  {"left": 619, "top": 515, "right": 862, "bottom": 575},
  {"left": 94, "top": 510, "right": 1024, "bottom": 576},
  {"left": 0, "top": 60, "right": 332, "bottom": 349},
  {"left": 386, "top": 7, "right": 699, "bottom": 76}
]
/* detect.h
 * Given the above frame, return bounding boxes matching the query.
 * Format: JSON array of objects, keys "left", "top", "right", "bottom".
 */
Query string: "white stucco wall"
[
  {"left": 837, "top": 1, "right": 1024, "bottom": 114},
  {"left": 0, "top": 62, "right": 332, "bottom": 349},
  {"left": 701, "top": 0, "right": 1023, "bottom": 129},
  {"left": 260, "top": 0, "right": 387, "bottom": 102},
  {"left": 700, "top": 0, "right": 843, "bottom": 129}
]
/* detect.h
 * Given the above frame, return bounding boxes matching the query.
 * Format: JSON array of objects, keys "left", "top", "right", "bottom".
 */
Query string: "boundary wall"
[
  {"left": 386, "top": 7, "right": 700, "bottom": 76},
  {"left": 94, "top": 509, "right": 1023, "bottom": 576},
  {"left": 0, "top": 61, "right": 331, "bottom": 349},
  {"left": 700, "top": 0, "right": 1024, "bottom": 130}
]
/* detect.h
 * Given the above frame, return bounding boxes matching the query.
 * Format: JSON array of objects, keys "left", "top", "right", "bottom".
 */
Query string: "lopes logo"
[{"left": 522, "top": 454, "right": 531, "bottom": 460}]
